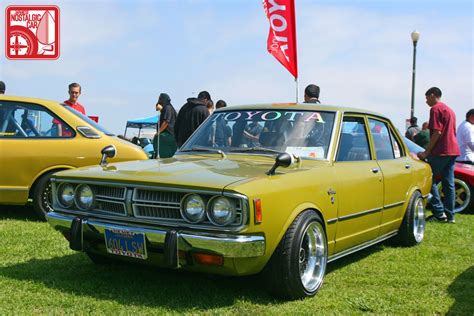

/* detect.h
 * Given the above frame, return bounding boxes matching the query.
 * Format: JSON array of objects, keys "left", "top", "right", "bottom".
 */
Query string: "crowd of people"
[{"left": 151, "top": 84, "right": 321, "bottom": 158}]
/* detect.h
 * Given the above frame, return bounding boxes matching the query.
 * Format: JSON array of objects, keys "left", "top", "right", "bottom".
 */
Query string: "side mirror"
[
  {"left": 266, "top": 152, "right": 294, "bottom": 175},
  {"left": 100, "top": 145, "right": 117, "bottom": 167}
]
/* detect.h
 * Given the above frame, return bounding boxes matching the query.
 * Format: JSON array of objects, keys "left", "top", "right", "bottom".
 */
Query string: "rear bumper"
[{"left": 47, "top": 211, "right": 266, "bottom": 265}]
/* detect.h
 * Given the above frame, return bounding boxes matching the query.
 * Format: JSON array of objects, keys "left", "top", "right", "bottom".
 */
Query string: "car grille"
[{"left": 56, "top": 182, "right": 246, "bottom": 228}]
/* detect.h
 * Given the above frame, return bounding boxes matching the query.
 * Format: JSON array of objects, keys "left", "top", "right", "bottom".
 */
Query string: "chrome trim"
[
  {"left": 51, "top": 179, "right": 250, "bottom": 232},
  {"left": 383, "top": 201, "right": 405, "bottom": 209},
  {"left": 46, "top": 211, "right": 265, "bottom": 258},
  {"left": 328, "top": 230, "right": 398, "bottom": 263},
  {"left": 0, "top": 187, "right": 28, "bottom": 191},
  {"left": 422, "top": 193, "right": 431, "bottom": 200},
  {"left": 337, "top": 207, "right": 382, "bottom": 221},
  {"left": 326, "top": 218, "right": 337, "bottom": 224}
]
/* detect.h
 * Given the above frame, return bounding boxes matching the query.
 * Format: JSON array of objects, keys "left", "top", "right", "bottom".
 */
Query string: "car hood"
[{"left": 53, "top": 154, "right": 323, "bottom": 190}]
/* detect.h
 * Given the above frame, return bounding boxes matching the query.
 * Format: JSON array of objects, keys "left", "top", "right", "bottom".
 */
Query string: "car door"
[
  {"left": 0, "top": 100, "right": 96, "bottom": 204},
  {"left": 333, "top": 115, "right": 384, "bottom": 252},
  {"left": 368, "top": 118, "right": 413, "bottom": 235}
]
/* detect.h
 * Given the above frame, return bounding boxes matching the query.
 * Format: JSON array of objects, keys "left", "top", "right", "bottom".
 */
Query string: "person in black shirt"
[
  {"left": 214, "top": 100, "right": 232, "bottom": 147},
  {"left": 175, "top": 91, "right": 212, "bottom": 147},
  {"left": 304, "top": 84, "right": 320, "bottom": 104},
  {"left": 154, "top": 93, "right": 177, "bottom": 158}
]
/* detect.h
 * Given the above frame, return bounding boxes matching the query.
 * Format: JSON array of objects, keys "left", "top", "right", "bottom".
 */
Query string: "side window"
[
  {"left": 0, "top": 101, "right": 74, "bottom": 138},
  {"left": 336, "top": 117, "right": 371, "bottom": 162},
  {"left": 369, "top": 119, "right": 402, "bottom": 160}
]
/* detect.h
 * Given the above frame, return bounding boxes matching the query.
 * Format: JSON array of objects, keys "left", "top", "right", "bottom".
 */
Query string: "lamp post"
[{"left": 410, "top": 30, "right": 420, "bottom": 120}]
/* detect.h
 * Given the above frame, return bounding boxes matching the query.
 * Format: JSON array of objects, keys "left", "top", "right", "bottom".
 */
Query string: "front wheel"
[
  {"left": 264, "top": 210, "right": 327, "bottom": 300},
  {"left": 396, "top": 191, "right": 425, "bottom": 246},
  {"left": 32, "top": 171, "right": 56, "bottom": 221}
]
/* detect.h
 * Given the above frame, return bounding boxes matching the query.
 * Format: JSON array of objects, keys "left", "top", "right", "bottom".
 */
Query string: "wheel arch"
[
  {"left": 28, "top": 166, "right": 74, "bottom": 198},
  {"left": 271, "top": 203, "right": 327, "bottom": 255}
]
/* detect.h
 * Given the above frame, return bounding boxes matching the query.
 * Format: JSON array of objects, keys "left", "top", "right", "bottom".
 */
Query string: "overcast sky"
[{"left": 1, "top": 0, "right": 472, "bottom": 135}]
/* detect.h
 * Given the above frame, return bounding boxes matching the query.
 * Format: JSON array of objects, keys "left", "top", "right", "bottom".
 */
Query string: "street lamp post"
[{"left": 410, "top": 30, "right": 420, "bottom": 120}]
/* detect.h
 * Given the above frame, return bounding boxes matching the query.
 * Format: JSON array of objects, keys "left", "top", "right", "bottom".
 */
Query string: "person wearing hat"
[
  {"left": 456, "top": 109, "right": 474, "bottom": 164},
  {"left": 175, "top": 90, "right": 212, "bottom": 147},
  {"left": 0, "top": 81, "right": 6, "bottom": 94},
  {"left": 153, "top": 93, "right": 177, "bottom": 158}
]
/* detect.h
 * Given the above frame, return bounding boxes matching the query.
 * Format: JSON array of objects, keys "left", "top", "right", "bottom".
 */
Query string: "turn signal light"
[
  {"left": 254, "top": 198, "right": 262, "bottom": 224},
  {"left": 192, "top": 253, "right": 223, "bottom": 266}
]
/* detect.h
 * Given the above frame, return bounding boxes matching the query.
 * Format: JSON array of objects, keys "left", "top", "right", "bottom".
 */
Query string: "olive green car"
[{"left": 46, "top": 104, "right": 431, "bottom": 299}]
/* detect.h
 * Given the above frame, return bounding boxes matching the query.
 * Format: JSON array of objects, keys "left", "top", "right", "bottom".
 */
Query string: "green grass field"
[{"left": 1, "top": 205, "right": 472, "bottom": 315}]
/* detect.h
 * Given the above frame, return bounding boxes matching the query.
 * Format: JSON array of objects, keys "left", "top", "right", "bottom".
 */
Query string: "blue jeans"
[{"left": 428, "top": 156, "right": 457, "bottom": 220}]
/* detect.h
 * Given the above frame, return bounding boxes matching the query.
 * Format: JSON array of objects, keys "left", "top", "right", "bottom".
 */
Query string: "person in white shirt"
[{"left": 456, "top": 109, "right": 474, "bottom": 164}]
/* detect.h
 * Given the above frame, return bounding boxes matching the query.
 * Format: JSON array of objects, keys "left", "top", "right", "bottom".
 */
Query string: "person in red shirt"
[
  {"left": 65, "top": 82, "right": 86, "bottom": 114},
  {"left": 53, "top": 82, "right": 86, "bottom": 136},
  {"left": 418, "top": 87, "right": 460, "bottom": 223}
]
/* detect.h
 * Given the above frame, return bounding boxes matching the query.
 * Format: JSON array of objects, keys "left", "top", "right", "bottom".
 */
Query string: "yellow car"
[
  {"left": 0, "top": 95, "right": 148, "bottom": 220},
  {"left": 46, "top": 103, "right": 431, "bottom": 299}
]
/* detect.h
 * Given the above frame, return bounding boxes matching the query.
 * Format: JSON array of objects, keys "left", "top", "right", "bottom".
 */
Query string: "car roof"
[
  {"left": 0, "top": 95, "right": 63, "bottom": 109},
  {"left": 215, "top": 103, "right": 386, "bottom": 118}
]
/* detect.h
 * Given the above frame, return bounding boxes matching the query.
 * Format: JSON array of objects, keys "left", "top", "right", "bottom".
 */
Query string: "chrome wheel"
[
  {"left": 438, "top": 178, "right": 471, "bottom": 213},
  {"left": 413, "top": 197, "right": 425, "bottom": 243},
  {"left": 299, "top": 221, "right": 327, "bottom": 293}
]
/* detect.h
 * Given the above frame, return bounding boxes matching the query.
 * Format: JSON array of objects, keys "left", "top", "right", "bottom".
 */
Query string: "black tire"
[
  {"left": 396, "top": 191, "right": 425, "bottom": 246},
  {"left": 437, "top": 178, "right": 473, "bottom": 213},
  {"left": 32, "top": 171, "right": 56, "bottom": 221},
  {"left": 264, "top": 210, "right": 327, "bottom": 300}
]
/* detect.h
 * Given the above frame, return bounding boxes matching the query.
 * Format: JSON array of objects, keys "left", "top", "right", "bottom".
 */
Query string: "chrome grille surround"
[{"left": 51, "top": 179, "right": 249, "bottom": 231}]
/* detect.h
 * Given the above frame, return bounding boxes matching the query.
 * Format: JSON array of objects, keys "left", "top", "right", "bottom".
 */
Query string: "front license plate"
[{"left": 104, "top": 228, "right": 147, "bottom": 260}]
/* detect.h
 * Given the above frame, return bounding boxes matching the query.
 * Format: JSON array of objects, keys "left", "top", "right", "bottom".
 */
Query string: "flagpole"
[{"left": 295, "top": 77, "right": 298, "bottom": 103}]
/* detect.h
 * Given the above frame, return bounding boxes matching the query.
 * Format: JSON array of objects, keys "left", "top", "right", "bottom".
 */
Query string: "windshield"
[
  {"left": 64, "top": 105, "right": 114, "bottom": 136},
  {"left": 181, "top": 109, "right": 336, "bottom": 159}
]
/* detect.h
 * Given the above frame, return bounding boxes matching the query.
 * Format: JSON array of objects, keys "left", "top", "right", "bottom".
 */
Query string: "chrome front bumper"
[{"left": 47, "top": 211, "right": 266, "bottom": 265}]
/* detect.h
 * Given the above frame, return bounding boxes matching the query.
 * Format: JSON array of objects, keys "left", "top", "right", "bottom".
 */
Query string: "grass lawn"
[{"left": 0, "top": 205, "right": 472, "bottom": 315}]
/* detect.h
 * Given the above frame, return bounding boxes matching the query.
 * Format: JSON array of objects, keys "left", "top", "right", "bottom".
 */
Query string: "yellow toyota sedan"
[
  {"left": 46, "top": 103, "right": 431, "bottom": 299},
  {"left": 0, "top": 95, "right": 148, "bottom": 220}
]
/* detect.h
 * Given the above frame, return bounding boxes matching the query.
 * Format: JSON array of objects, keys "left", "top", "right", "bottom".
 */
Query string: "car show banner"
[{"left": 262, "top": 0, "right": 298, "bottom": 78}]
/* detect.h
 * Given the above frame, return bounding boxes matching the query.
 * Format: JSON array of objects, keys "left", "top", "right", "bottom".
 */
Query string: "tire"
[
  {"left": 396, "top": 191, "right": 425, "bottom": 246},
  {"left": 32, "top": 171, "right": 56, "bottom": 221},
  {"left": 437, "top": 178, "right": 473, "bottom": 213},
  {"left": 264, "top": 210, "right": 327, "bottom": 300}
]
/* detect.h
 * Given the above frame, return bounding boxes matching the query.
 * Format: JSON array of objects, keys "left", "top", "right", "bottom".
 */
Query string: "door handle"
[
  {"left": 371, "top": 168, "right": 379, "bottom": 173},
  {"left": 405, "top": 164, "right": 411, "bottom": 169}
]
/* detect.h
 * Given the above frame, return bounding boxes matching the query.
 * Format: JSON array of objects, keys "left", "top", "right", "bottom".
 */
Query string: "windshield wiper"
[
  {"left": 180, "top": 146, "right": 226, "bottom": 159},
  {"left": 229, "top": 147, "right": 283, "bottom": 155}
]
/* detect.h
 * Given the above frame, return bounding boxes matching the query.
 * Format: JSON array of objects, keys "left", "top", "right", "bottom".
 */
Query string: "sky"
[{"left": 1, "top": 0, "right": 473, "bottom": 136}]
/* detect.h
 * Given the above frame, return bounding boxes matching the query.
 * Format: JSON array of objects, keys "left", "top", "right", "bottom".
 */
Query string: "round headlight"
[
  {"left": 181, "top": 194, "right": 206, "bottom": 223},
  {"left": 75, "top": 184, "right": 94, "bottom": 210},
  {"left": 208, "top": 197, "right": 236, "bottom": 226},
  {"left": 58, "top": 183, "right": 75, "bottom": 208}
]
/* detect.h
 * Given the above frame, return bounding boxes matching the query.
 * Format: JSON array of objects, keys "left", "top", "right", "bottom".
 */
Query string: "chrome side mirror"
[{"left": 100, "top": 145, "right": 116, "bottom": 167}]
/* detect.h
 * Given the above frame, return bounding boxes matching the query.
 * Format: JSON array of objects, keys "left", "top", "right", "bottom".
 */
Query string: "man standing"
[
  {"left": 154, "top": 93, "right": 177, "bottom": 158},
  {"left": 65, "top": 82, "right": 86, "bottom": 114},
  {"left": 405, "top": 117, "right": 421, "bottom": 141},
  {"left": 456, "top": 109, "right": 474, "bottom": 164},
  {"left": 417, "top": 87, "right": 460, "bottom": 223},
  {"left": 303, "top": 84, "right": 320, "bottom": 104},
  {"left": 175, "top": 91, "right": 212, "bottom": 147}
]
